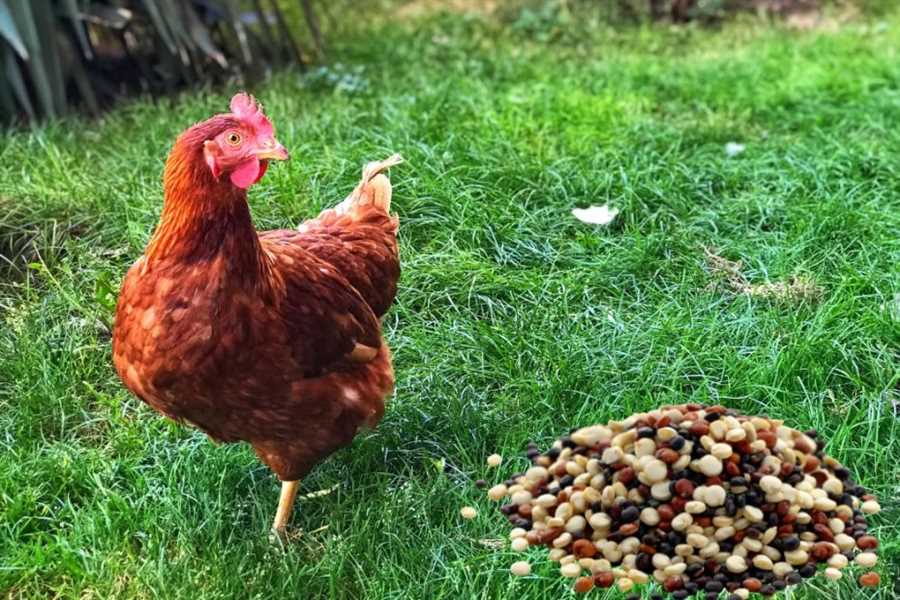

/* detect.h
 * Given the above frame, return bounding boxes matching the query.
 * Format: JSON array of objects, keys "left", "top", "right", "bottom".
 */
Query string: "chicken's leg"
[{"left": 272, "top": 480, "right": 300, "bottom": 532}]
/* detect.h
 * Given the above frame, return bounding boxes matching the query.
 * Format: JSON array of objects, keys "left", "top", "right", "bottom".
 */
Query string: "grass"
[{"left": 1, "top": 5, "right": 899, "bottom": 599}]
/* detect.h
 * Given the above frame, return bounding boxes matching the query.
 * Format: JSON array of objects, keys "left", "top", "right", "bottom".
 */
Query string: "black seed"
[
  {"left": 786, "top": 573, "right": 802, "bottom": 585},
  {"left": 638, "top": 427, "right": 655, "bottom": 439},
  {"left": 799, "top": 564, "right": 816, "bottom": 578},
  {"left": 834, "top": 467, "right": 851, "bottom": 480},
  {"left": 559, "top": 475, "right": 575, "bottom": 488},
  {"left": 670, "top": 436, "right": 686, "bottom": 450},
  {"left": 772, "top": 580, "right": 786, "bottom": 591},
  {"left": 804, "top": 429, "right": 818, "bottom": 438},
  {"left": 620, "top": 506, "right": 640, "bottom": 523},
  {"left": 782, "top": 536, "right": 800, "bottom": 551},
  {"left": 636, "top": 553, "right": 652, "bottom": 573},
  {"left": 673, "top": 592, "right": 689, "bottom": 600},
  {"left": 475, "top": 479, "right": 487, "bottom": 488},
  {"left": 547, "top": 448, "right": 560, "bottom": 460},
  {"left": 760, "top": 584, "right": 775, "bottom": 596},
  {"left": 560, "top": 437, "right": 576, "bottom": 449},
  {"left": 705, "top": 412, "right": 720, "bottom": 422}
]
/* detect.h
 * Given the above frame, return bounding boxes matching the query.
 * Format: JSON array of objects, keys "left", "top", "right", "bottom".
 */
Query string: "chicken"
[{"left": 112, "top": 93, "right": 401, "bottom": 532}]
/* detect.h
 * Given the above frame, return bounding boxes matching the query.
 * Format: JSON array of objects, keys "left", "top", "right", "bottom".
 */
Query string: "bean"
[
  {"left": 855, "top": 552, "right": 878, "bottom": 568},
  {"left": 859, "top": 572, "right": 880, "bottom": 587},
  {"left": 460, "top": 506, "right": 477, "bottom": 519},
  {"left": 726, "top": 555, "right": 748, "bottom": 573},
  {"left": 510, "top": 537, "right": 529, "bottom": 552},
  {"left": 573, "top": 576, "right": 594, "bottom": 593}
]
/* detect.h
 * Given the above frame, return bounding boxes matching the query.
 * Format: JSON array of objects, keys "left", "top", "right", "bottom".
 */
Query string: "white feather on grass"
[{"left": 571, "top": 204, "right": 619, "bottom": 226}]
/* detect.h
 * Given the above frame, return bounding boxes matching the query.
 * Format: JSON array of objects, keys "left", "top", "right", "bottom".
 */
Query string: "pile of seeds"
[{"left": 485, "top": 404, "right": 882, "bottom": 598}]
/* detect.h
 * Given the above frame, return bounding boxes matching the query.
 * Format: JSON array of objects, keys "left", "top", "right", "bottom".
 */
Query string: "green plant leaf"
[
  {"left": 59, "top": 0, "right": 93, "bottom": 59},
  {"left": 180, "top": 2, "right": 227, "bottom": 68},
  {"left": 220, "top": 0, "right": 253, "bottom": 64},
  {"left": 6, "top": 0, "right": 56, "bottom": 117},
  {"left": 1, "top": 44, "right": 32, "bottom": 120},
  {"left": 142, "top": 0, "right": 180, "bottom": 56},
  {"left": 0, "top": 0, "right": 27, "bottom": 59},
  {"left": 31, "top": 0, "right": 66, "bottom": 114}
]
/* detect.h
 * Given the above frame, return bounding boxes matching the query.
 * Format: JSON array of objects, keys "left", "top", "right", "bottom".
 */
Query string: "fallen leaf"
[{"left": 572, "top": 204, "right": 618, "bottom": 225}]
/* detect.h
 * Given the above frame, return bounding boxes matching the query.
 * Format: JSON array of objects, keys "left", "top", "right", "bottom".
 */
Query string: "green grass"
[{"left": 1, "top": 7, "right": 899, "bottom": 599}]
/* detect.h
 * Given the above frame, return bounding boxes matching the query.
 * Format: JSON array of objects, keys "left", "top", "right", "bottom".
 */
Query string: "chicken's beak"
[{"left": 256, "top": 140, "right": 289, "bottom": 161}]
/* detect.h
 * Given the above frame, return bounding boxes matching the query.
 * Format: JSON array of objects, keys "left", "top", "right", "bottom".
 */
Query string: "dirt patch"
[{"left": 703, "top": 247, "right": 823, "bottom": 302}]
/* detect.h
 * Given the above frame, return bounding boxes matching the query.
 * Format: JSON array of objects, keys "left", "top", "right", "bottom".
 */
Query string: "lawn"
[{"left": 1, "top": 5, "right": 898, "bottom": 599}]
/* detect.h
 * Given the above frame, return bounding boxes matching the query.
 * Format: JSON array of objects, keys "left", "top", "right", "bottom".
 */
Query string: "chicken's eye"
[{"left": 226, "top": 132, "right": 242, "bottom": 146}]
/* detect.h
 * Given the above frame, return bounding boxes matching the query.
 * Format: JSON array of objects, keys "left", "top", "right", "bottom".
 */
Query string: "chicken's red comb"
[{"left": 229, "top": 92, "right": 273, "bottom": 136}]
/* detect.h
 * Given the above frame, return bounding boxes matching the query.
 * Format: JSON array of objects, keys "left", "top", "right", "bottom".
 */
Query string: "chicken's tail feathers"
[{"left": 334, "top": 154, "right": 403, "bottom": 215}]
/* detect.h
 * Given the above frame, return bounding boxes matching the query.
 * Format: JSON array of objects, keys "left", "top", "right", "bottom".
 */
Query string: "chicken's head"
[{"left": 201, "top": 93, "right": 289, "bottom": 189}]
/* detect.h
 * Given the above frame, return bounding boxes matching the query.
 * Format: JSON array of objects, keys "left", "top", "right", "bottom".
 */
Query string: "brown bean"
[
  {"left": 574, "top": 577, "right": 594, "bottom": 593},
  {"left": 859, "top": 572, "right": 880, "bottom": 587},
  {"left": 743, "top": 577, "right": 762, "bottom": 592},
  {"left": 857, "top": 536, "right": 878, "bottom": 550},
  {"left": 593, "top": 572, "right": 614, "bottom": 588},
  {"left": 664, "top": 576, "right": 683, "bottom": 591},
  {"left": 689, "top": 422, "right": 710, "bottom": 437},
  {"left": 572, "top": 539, "right": 596, "bottom": 558}
]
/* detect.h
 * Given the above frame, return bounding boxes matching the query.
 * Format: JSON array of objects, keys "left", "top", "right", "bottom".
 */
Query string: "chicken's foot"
[{"left": 272, "top": 479, "right": 300, "bottom": 533}]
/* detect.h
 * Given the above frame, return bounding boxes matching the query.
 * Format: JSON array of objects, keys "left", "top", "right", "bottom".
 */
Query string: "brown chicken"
[{"left": 112, "top": 93, "right": 401, "bottom": 532}]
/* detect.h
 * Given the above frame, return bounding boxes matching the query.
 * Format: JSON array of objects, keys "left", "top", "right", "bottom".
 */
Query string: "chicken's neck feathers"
[{"left": 145, "top": 136, "right": 266, "bottom": 283}]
